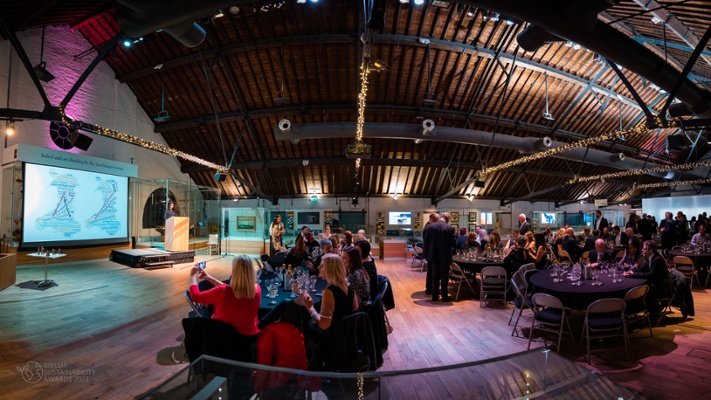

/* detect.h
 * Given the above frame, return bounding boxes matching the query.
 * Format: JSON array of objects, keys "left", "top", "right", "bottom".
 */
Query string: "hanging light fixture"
[
  {"left": 5, "top": 120, "right": 15, "bottom": 136},
  {"left": 542, "top": 71, "right": 554, "bottom": 121}
]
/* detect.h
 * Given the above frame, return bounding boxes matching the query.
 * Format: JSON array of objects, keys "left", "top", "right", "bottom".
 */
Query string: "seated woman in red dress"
[{"left": 189, "top": 255, "right": 261, "bottom": 337}]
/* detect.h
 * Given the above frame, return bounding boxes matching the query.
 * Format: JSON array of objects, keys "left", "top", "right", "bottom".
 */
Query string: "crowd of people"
[{"left": 187, "top": 225, "right": 381, "bottom": 372}]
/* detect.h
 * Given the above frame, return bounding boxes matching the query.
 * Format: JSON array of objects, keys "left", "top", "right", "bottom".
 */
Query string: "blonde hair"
[
  {"left": 320, "top": 253, "right": 347, "bottom": 287},
  {"left": 229, "top": 255, "right": 256, "bottom": 299},
  {"left": 525, "top": 231, "right": 534, "bottom": 243}
]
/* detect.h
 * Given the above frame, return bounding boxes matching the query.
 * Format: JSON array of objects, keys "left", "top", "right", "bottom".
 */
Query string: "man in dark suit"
[
  {"left": 637, "top": 213, "right": 653, "bottom": 240},
  {"left": 562, "top": 228, "right": 582, "bottom": 263},
  {"left": 584, "top": 229, "right": 599, "bottom": 252},
  {"left": 659, "top": 211, "right": 677, "bottom": 251},
  {"left": 422, "top": 213, "right": 440, "bottom": 295},
  {"left": 589, "top": 238, "right": 614, "bottom": 267},
  {"left": 624, "top": 240, "right": 674, "bottom": 315},
  {"left": 518, "top": 213, "right": 531, "bottom": 236},
  {"left": 423, "top": 213, "right": 455, "bottom": 302},
  {"left": 594, "top": 210, "right": 609, "bottom": 233}
]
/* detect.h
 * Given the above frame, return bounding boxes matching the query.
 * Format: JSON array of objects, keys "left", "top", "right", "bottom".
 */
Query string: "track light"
[
  {"left": 260, "top": 4, "right": 270, "bottom": 12},
  {"left": 214, "top": 9, "right": 225, "bottom": 18},
  {"left": 274, "top": 1, "right": 286, "bottom": 9},
  {"left": 296, "top": 0, "right": 307, "bottom": 3}
]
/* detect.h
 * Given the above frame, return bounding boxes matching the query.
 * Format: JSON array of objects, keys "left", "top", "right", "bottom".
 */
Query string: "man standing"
[
  {"left": 422, "top": 213, "right": 440, "bottom": 295},
  {"left": 676, "top": 211, "right": 689, "bottom": 245},
  {"left": 518, "top": 213, "right": 531, "bottom": 236},
  {"left": 637, "top": 213, "right": 653, "bottom": 240},
  {"left": 659, "top": 211, "right": 677, "bottom": 251},
  {"left": 594, "top": 210, "right": 609, "bottom": 233},
  {"left": 423, "top": 213, "right": 455, "bottom": 301}
]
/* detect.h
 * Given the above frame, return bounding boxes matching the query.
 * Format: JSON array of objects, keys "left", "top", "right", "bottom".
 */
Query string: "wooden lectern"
[{"left": 165, "top": 216, "right": 189, "bottom": 251}]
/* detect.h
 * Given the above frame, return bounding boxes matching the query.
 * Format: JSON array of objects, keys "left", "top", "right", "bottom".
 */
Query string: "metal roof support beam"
[
  {"left": 631, "top": 0, "right": 711, "bottom": 70},
  {"left": 61, "top": 33, "right": 122, "bottom": 109},
  {"left": 607, "top": 60, "right": 656, "bottom": 127}
]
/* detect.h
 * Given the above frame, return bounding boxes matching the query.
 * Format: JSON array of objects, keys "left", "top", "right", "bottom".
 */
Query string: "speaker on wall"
[
  {"left": 666, "top": 135, "right": 687, "bottom": 151},
  {"left": 214, "top": 173, "right": 227, "bottom": 182},
  {"left": 69, "top": 131, "right": 93, "bottom": 151}
]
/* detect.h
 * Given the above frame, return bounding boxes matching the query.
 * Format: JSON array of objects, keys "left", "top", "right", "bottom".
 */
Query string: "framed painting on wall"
[
  {"left": 450, "top": 212, "right": 459, "bottom": 223},
  {"left": 451, "top": 223, "right": 458, "bottom": 231},
  {"left": 236, "top": 216, "right": 256, "bottom": 231},
  {"left": 469, "top": 212, "right": 477, "bottom": 222}
]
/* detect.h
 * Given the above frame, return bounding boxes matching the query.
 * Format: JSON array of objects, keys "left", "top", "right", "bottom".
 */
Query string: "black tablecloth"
[
  {"left": 529, "top": 270, "right": 646, "bottom": 310},
  {"left": 452, "top": 255, "right": 505, "bottom": 275},
  {"left": 258, "top": 272, "right": 327, "bottom": 316}
]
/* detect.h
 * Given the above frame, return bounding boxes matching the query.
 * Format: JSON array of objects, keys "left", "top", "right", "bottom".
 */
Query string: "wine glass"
[
  {"left": 310, "top": 275, "right": 318, "bottom": 292},
  {"left": 268, "top": 282, "right": 279, "bottom": 305}
]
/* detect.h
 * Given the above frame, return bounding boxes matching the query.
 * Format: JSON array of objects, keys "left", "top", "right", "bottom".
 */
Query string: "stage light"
[
  {"left": 278, "top": 119, "right": 291, "bottom": 133},
  {"left": 214, "top": 9, "right": 225, "bottom": 18},
  {"left": 422, "top": 119, "right": 435, "bottom": 135},
  {"left": 414, "top": 0, "right": 424, "bottom": 5},
  {"left": 123, "top": 39, "right": 133, "bottom": 48}
]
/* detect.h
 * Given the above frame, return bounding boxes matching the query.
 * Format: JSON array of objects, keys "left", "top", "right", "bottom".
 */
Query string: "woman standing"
[
  {"left": 188, "top": 255, "right": 260, "bottom": 337},
  {"left": 270, "top": 215, "right": 286, "bottom": 255},
  {"left": 164, "top": 202, "right": 177, "bottom": 220}
]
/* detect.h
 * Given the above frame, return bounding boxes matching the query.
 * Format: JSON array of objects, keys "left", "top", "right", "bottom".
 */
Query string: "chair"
[
  {"left": 523, "top": 269, "right": 540, "bottom": 288},
  {"left": 546, "top": 244, "right": 559, "bottom": 264},
  {"left": 182, "top": 317, "right": 257, "bottom": 376},
  {"left": 520, "top": 262, "right": 535, "bottom": 271},
  {"left": 321, "top": 312, "right": 378, "bottom": 372},
  {"left": 623, "top": 285, "right": 653, "bottom": 342},
  {"left": 207, "top": 234, "right": 219, "bottom": 255},
  {"left": 449, "top": 262, "right": 476, "bottom": 301},
  {"left": 412, "top": 246, "right": 427, "bottom": 272},
  {"left": 528, "top": 293, "right": 572, "bottom": 353},
  {"left": 557, "top": 249, "right": 572, "bottom": 264},
  {"left": 365, "top": 285, "right": 388, "bottom": 365},
  {"left": 581, "top": 251, "right": 590, "bottom": 263},
  {"left": 184, "top": 290, "right": 208, "bottom": 318},
  {"left": 479, "top": 266, "right": 508, "bottom": 308},
  {"left": 253, "top": 322, "right": 320, "bottom": 395},
  {"left": 509, "top": 265, "right": 534, "bottom": 337},
  {"left": 655, "top": 293, "right": 676, "bottom": 326},
  {"left": 581, "top": 298, "right": 628, "bottom": 364},
  {"left": 615, "top": 251, "right": 625, "bottom": 261},
  {"left": 673, "top": 256, "right": 699, "bottom": 289}
]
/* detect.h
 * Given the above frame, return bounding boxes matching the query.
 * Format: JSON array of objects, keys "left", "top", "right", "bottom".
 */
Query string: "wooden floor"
[{"left": 1, "top": 255, "right": 710, "bottom": 399}]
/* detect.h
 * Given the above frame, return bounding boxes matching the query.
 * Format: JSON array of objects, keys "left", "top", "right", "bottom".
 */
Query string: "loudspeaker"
[
  {"left": 666, "top": 135, "right": 687, "bottom": 151},
  {"left": 214, "top": 173, "right": 227, "bottom": 182},
  {"left": 69, "top": 131, "right": 93, "bottom": 151}
]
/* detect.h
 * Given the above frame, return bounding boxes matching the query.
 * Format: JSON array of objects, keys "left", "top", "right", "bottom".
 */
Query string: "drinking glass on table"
[{"left": 310, "top": 275, "right": 318, "bottom": 292}]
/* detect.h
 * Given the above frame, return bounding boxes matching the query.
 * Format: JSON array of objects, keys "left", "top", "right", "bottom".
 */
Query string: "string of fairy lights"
[
  {"left": 483, "top": 115, "right": 677, "bottom": 175},
  {"left": 58, "top": 106, "right": 229, "bottom": 174},
  {"left": 635, "top": 178, "right": 711, "bottom": 190},
  {"left": 568, "top": 159, "right": 711, "bottom": 185},
  {"left": 354, "top": 59, "right": 371, "bottom": 173}
]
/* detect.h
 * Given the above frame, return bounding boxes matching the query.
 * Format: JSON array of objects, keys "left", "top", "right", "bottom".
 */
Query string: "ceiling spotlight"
[
  {"left": 393, "top": 194, "right": 399, "bottom": 200},
  {"left": 5, "top": 120, "right": 15, "bottom": 136},
  {"left": 33, "top": 61, "right": 55, "bottom": 82},
  {"left": 233, "top": 198, "right": 239, "bottom": 202},
  {"left": 489, "top": 12, "right": 500, "bottom": 22},
  {"left": 466, "top": 8, "right": 475, "bottom": 18},
  {"left": 278, "top": 119, "right": 291, "bottom": 133},
  {"left": 229, "top": 6, "right": 240, "bottom": 14},
  {"left": 399, "top": 0, "right": 409, "bottom": 3},
  {"left": 260, "top": 4, "right": 270, "bottom": 12},
  {"left": 414, "top": 0, "right": 424, "bottom": 5},
  {"left": 274, "top": 1, "right": 286, "bottom": 9},
  {"left": 468, "top": 195, "right": 474, "bottom": 201},
  {"left": 651, "top": 16, "right": 664, "bottom": 24},
  {"left": 369, "top": 59, "right": 389, "bottom": 72},
  {"left": 214, "top": 9, "right": 225, "bottom": 18},
  {"left": 122, "top": 39, "right": 133, "bottom": 48},
  {"left": 297, "top": 0, "right": 307, "bottom": 3},
  {"left": 422, "top": 119, "right": 435, "bottom": 135}
]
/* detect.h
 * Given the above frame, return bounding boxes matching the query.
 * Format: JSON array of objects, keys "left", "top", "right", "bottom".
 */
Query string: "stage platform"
[{"left": 110, "top": 248, "right": 195, "bottom": 269}]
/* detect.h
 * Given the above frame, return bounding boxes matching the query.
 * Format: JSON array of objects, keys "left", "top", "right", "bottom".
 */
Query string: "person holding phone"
[{"left": 189, "top": 255, "right": 261, "bottom": 336}]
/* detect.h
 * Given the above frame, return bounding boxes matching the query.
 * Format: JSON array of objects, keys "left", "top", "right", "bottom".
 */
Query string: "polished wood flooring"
[{"left": 1, "top": 255, "right": 710, "bottom": 399}]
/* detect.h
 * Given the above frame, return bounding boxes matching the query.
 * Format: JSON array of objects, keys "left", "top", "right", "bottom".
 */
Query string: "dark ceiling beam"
[
  {"left": 182, "top": 157, "right": 577, "bottom": 178},
  {"left": 6, "top": 0, "right": 62, "bottom": 33},
  {"left": 462, "top": 0, "right": 711, "bottom": 118},
  {"left": 155, "top": 103, "right": 665, "bottom": 162},
  {"left": 122, "top": 31, "right": 641, "bottom": 110}
]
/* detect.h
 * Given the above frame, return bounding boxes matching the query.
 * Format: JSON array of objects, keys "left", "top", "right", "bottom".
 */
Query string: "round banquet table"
[
  {"left": 668, "top": 248, "right": 711, "bottom": 273},
  {"left": 528, "top": 270, "right": 647, "bottom": 310},
  {"left": 452, "top": 254, "right": 505, "bottom": 276},
  {"left": 257, "top": 272, "right": 327, "bottom": 317}
]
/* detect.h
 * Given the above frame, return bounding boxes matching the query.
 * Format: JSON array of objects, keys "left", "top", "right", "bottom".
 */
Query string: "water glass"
[{"left": 310, "top": 275, "right": 318, "bottom": 292}]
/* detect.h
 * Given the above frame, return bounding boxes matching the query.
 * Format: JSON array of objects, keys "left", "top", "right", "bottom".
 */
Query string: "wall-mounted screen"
[
  {"left": 388, "top": 211, "right": 412, "bottom": 225},
  {"left": 21, "top": 163, "right": 129, "bottom": 249},
  {"left": 297, "top": 211, "right": 321, "bottom": 225},
  {"left": 541, "top": 212, "right": 556, "bottom": 225}
]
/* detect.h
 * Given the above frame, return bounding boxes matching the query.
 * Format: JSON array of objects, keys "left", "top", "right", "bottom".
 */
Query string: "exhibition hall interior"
[{"left": 1, "top": 1, "right": 711, "bottom": 399}]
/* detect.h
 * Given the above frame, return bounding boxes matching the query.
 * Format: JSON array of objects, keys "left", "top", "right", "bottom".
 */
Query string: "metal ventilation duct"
[
  {"left": 274, "top": 122, "right": 702, "bottom": 181},
  {"left": 115, "top": 1, "right": 236, "bottom": 47}
]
